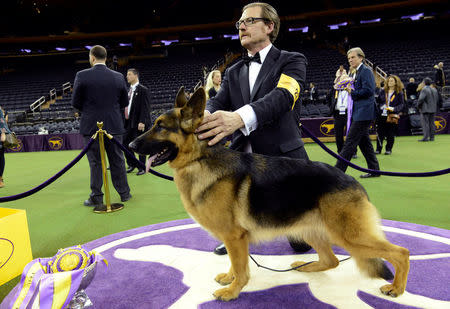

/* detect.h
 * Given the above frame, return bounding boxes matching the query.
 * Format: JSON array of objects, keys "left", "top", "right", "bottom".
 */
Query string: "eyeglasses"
[{"left": 235, "top": 17, "right": 269, "bottom": 29}]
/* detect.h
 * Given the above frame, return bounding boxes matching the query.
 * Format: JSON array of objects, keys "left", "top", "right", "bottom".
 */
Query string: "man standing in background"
[
  {"left": 417, "top": 77, "right": 439, "bottom": 142},
  {"left": 124, "top": 68, "right": 151, "bottom": 175},
  {"left": 72, "top": 45, "right": 131, "bottom": 207},
  {"left": 335, "top": 47, "right": 380, "bottom": 178}
]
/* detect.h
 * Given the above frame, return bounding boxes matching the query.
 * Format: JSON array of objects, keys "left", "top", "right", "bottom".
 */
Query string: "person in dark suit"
[
  {"left": 196, "top": 2, "right": 311, "bottom": 255},
  {"left": 335, "top": 47, "right": 380, "bottom": 178},
  {"left": 72, "top": 45, "right": 131, "bottom": 206},
  {"left": 375, "top": 75, "right": 404, "bottom": 155},
  {"left": 405, "top": 77, "right": 418, "bottom": 100},
  {"left": 124, "top": 68, "right": 151, "bottom": 175},
  {"left": 417, "top": 77, "right": 439, "bottom": 142},
  {"left": 434, "top": 62, "right": 445, "bottom": 89},
  {"left": 305, "top": 82, "right": 319, "bottom": 104}
]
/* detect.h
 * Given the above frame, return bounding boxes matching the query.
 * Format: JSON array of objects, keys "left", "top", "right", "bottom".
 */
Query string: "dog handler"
[{"left": 197, "top": 2, "right": 311, "bottom": 255}]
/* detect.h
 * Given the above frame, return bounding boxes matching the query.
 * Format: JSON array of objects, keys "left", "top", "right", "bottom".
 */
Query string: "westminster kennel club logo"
[
  {"left": 434, "top": 116, "right": 447, "bottom": 132},
  {"left": 320, "top": 118, "right": 336, "bottom": 136},
  {"left": 8, "top": 138, "right": 23, "bottom": 152},
  {"left": 75, "top": 219, "right": 450, "bottom": 309},
  {"left": 48, "top": 136, "right": 63, "bottom": 150}
]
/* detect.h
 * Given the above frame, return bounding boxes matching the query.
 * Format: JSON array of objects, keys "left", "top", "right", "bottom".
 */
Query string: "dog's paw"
[
  {"left": 380, "top": 284, "right": 404, "bottom": 297},
  {"left": 213, "top": 287, "right": 239, "bottom": 301},
  {"left": 215, "top": 272, "right": 234, "bottom": 285}
]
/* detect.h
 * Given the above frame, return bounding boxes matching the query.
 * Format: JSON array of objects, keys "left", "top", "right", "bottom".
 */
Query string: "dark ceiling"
[{"left": 2, "top": 0, "right": 447, "bottom": 38}]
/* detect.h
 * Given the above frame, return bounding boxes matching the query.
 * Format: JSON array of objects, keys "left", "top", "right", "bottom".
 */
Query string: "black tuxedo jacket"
[
  {"left": 72, "top": 64, "right": 128, "bottom": 136},
  {"left": 127, "top": 83, "right": 151, "bottom": 129},
  {"left": 206, "top": 46, "right": 307, "bottom": 157}
]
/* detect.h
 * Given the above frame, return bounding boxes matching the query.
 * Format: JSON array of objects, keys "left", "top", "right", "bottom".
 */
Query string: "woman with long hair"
[
  {"left": 205, "top": 70, "right": 222, "bottom": 100},
  {"left": 375, "top": 75, "right": 404, "bottom": 155}
]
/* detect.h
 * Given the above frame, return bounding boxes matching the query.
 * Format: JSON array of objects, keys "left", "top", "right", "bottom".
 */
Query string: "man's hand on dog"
[{"left": 197, "top": 111, "right": 244, "bottom": 146}]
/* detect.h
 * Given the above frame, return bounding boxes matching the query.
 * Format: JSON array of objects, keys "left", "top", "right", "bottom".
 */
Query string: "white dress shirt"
[
  {"left": 235, "top": 43, "right": 273, "bottom": 138},
  {"left": 336, "top": 90, "right": 349, "bottom": 114},
  {"left": 127, "top": 82, "right": 139, "bottom": 113}
]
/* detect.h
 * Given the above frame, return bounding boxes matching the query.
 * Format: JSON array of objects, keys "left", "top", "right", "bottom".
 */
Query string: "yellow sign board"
[{"left": 0, "top": 208, "right": 33, "bottom": 285}]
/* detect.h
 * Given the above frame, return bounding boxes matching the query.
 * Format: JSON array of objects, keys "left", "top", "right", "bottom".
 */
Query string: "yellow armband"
[{"left": 277, "top": 73, "right": 300, "bottom": 110}]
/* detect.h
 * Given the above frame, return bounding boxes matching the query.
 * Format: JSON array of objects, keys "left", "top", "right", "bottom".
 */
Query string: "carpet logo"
[
  {"left": 319, "top": 118, "right": 335, "bottom": 136},
  {"left": 48, "top": 137, "right": 63, "bottom": 150},
  {"left": 8, "top": 139, "right": 23, "bottom": 152},
  {"left": 435, "top": 116, "right": 446, "bottom": 132},
  {"left": 0, "top": 238, "right": 14, "bottom": 270},
  {"left": 63, "top": 220, "right": 450, "bottom": 309}
]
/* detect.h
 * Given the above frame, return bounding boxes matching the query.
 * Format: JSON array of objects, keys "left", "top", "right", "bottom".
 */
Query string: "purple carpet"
[{"left": 2, "top": 219, "right": 449, "bottom": 308}]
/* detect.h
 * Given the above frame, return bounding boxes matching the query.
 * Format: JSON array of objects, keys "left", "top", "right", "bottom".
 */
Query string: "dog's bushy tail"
[{"left": 355, "top": 257, "right": 394, "bottom": 280}]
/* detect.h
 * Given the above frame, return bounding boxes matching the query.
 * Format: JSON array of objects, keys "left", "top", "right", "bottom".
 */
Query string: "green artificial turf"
[{"left": 1, "top": 135, "right": 449, "bottom": 301}]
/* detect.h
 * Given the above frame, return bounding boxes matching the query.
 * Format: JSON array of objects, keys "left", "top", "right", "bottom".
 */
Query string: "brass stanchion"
[{"left": 92, "top": 122, "right": 124, "bottom": 214}]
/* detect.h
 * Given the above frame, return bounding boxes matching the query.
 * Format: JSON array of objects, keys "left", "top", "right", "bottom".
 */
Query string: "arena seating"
[{"left": 2, "top": 29, "right": 449, "bottom": 135}]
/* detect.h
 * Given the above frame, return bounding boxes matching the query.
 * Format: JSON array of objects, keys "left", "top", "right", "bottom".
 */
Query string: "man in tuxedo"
[
  {"left": 197, "top": 2, "right": 311, "bottom": 255},
  {"left": 335, "top": 47, "right": 380, "bottom": 178},
  {"left": 306, "top": 82, "right": 319, "bottom": 104},
  {"left": 124, "top": 68, "right": 151, "bottom": 175},
  {"left": 72, "top": 45, "right": 131, "bottom": 206}
]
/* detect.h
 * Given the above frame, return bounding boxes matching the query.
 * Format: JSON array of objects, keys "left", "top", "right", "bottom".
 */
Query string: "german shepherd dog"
[{"left": 130, "top": 87, "right": 409, "bottom": 301}]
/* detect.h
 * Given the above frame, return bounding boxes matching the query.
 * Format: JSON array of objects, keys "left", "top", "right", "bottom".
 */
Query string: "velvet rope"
[
  {"left": 2, "top": 124, "right": 447, "bottom": 204},
  {"left": 0, "top": 138, "right": 95, "bottom": 203},
  {"left": 300, "top": 124, "right": 450, "bottom": 177}
]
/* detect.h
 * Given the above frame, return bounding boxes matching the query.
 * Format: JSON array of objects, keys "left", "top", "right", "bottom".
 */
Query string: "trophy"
[{"left": 8, "top": 246, "right": 107, "bottom": 309}]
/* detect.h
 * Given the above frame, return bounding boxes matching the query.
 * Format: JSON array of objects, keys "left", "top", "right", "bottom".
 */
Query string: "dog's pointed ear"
[
  {"left": 175, "top": 86, "right": 188, "bottom": 108},
  {"left": 180, "top": 87, "right": 206, "bottom": 132}
]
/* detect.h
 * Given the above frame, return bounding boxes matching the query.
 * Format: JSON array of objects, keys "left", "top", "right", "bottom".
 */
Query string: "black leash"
[{"left": 249, "top": 254, "right": 351, "bottom": 272}]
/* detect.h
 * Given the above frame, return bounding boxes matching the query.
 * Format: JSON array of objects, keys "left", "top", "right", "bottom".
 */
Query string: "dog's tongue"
[{"left": 146, "top": 154, "right": 157, "bottom": 173}]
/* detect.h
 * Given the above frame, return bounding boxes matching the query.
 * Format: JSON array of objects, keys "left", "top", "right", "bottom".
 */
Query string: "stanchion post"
[{"left": 93, "top": 122, "right": 124, "bottom": 214}]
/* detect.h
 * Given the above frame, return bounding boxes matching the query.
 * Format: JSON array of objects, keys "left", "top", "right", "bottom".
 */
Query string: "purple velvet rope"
[
  {"left": 0, "top": 138, "right": 95, "bottom": 203},
  {"left": 301, "top": 124, "right": 450, "bottom": 177},
  {"left": 110, "top": 137, "right": 174, "bottom": 181}
]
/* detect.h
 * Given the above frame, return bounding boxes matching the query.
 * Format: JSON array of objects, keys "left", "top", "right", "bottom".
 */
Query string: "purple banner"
[
  {"left": 302, "top": 111, "right": 449, "bottom": 139},
  {"left": 5, "top": 133, "right": 84, "bottom": 153},
  {"left": 4, "top": 111, "right": 449, "bottom": 152}
]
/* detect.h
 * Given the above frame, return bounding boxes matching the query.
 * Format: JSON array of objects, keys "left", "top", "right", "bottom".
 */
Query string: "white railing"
[
  {"left": 364, "top": 58, "right": 387, "bottom": 80},
  {"left": 62, "top": 82, "right": 71, "bottom": 94},
  {"left": 194, "top": 80, "right": 203, "bottom": 91},
  {"left": 30, "top": 96, "right": 46, "bottom": 112},
  {"left": 49, "top": 88, "right": 56, "bottom": 101}
]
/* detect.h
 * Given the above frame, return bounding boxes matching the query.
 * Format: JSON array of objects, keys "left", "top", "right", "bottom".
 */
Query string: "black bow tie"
[{"left": 243, "top": 52, "right": 261, "bottom": 66}]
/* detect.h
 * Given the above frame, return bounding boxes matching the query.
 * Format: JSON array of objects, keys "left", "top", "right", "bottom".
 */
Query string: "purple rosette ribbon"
[
  {"left": 334, "top": 78, "right": 354, "bottom": 135},
  {"left": 8, "top": 245, "right": 107, "bottom": 309}
]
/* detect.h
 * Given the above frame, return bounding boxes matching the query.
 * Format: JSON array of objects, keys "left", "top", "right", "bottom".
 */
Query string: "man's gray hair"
[{"left": 347, "top": 47, "right": 365, "bottom": 59}]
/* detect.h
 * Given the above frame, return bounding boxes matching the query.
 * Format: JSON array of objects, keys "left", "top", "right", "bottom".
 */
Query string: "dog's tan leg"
[
  {"left": 353, "top": 240, "right": 409, "bottom": 297},
  {"left": 213, "top": 233, "right": 250, "bottom": 301},
  {"left": 327, "top": 208, "right": 409, "bottom": 296},
  {"left": 379, "top": 246, "right": 410, "bottom": 298},
  {"left": 321, "top": 191, "right": 410, "bottom": 297},
  {"left": 291, "top": 237, "right": 339, "bottom": 272},
  {"left": 344, "top": 239, "right": 409, "bottom": 297}
]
